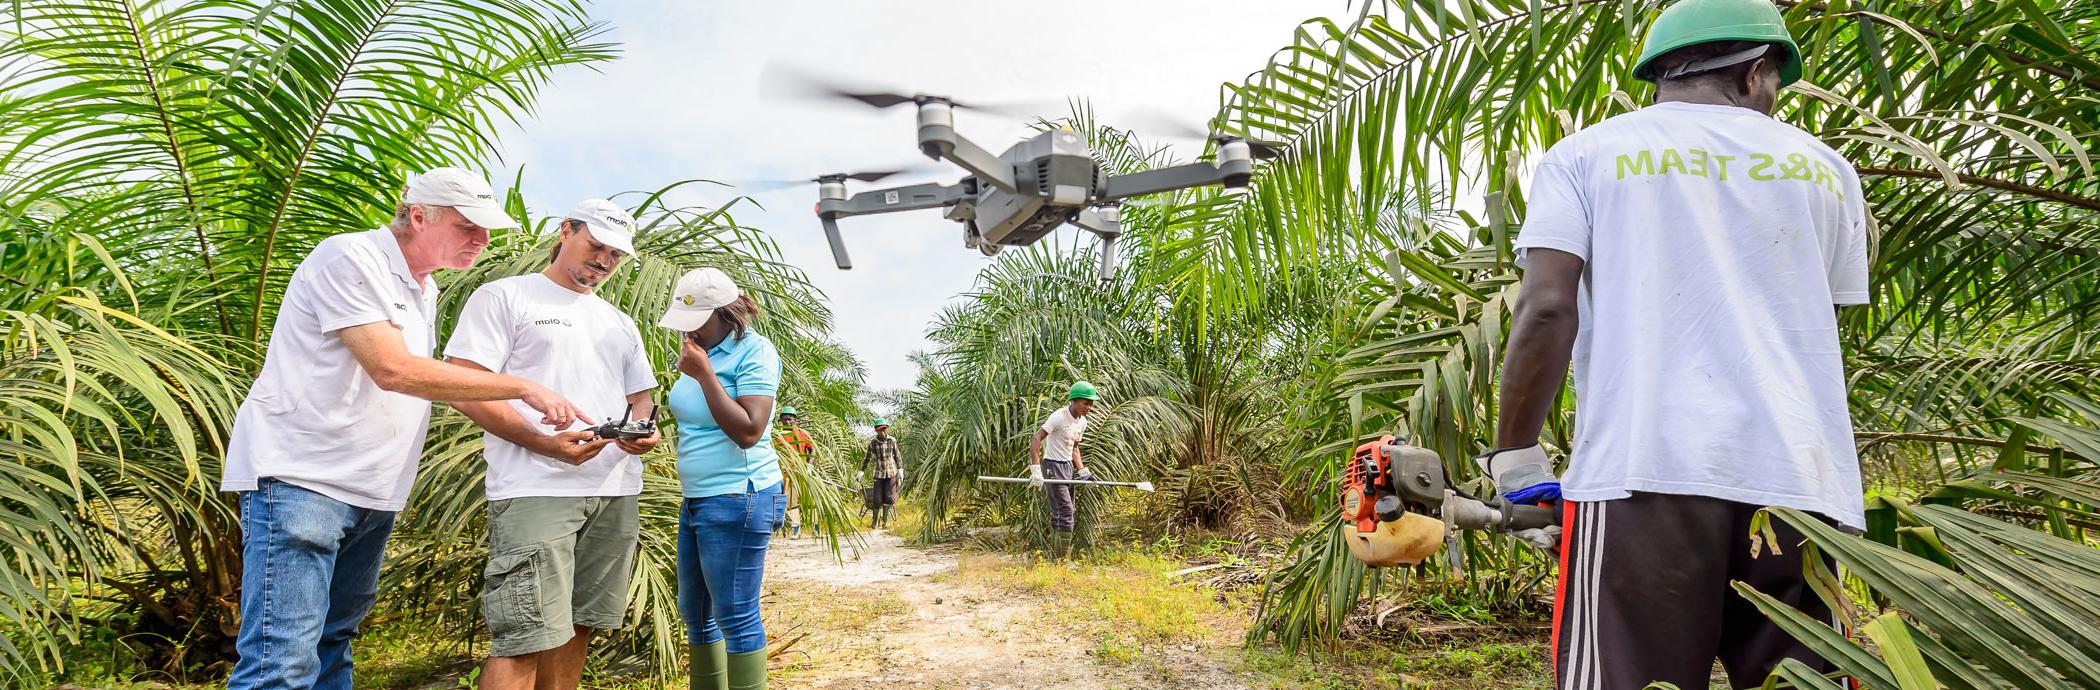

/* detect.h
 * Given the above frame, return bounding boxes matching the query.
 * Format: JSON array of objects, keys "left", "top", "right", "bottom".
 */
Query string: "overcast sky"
[{"left": 485, "top": 1, "right": 1336, "bottom": 399}]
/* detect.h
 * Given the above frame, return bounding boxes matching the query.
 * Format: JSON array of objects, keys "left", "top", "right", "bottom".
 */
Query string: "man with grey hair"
[{"left": 222, "top": 167, "right": 588, "bottom": 690}]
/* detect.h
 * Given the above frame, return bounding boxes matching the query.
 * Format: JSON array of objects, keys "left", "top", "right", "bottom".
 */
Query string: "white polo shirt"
[
  {"left": 443, "top": 274, "right": 656, "bottom": 500},
  {"left": 221, "top": 228, "right": 439, "bottom": 511},
  {"left": 1514, "top": 102, "right": 1870, "bottom": 529}
]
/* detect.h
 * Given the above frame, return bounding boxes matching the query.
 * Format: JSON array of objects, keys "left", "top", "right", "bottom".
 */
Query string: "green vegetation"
[
  {"left": 3, "top": 0, "right": 2098, "bottom": 688},
  {"left": 0, "top": 0, "right": 867, "bottom": 684}
]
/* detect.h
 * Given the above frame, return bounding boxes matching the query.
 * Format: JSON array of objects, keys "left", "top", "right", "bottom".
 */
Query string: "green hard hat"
[
  {"left": 1633, "top": 0, "right": 1802, "bottom": 87},
  {"left": 778, "top": 406, "right": 798, "bottom": 418},
  {"left": 872, "top": 417, "right": 889, "bottom": 428},
  {"left": 1068, "top": 381, "right": 1100, "bottom": 401}
]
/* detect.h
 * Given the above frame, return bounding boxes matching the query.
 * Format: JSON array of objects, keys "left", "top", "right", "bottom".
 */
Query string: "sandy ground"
[{"left": 762, "top": 530, "right": 1258, "bottom": 690}]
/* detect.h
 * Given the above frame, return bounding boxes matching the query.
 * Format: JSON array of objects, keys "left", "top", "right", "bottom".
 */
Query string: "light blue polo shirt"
[{"left": 668, "top": 330, "right": 782, "bottom": 498}]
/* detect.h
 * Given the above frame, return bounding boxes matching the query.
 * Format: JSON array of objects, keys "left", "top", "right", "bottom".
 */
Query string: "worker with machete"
[{"left": 1029, "top": 381, "right": 1099, "bottom": 558}]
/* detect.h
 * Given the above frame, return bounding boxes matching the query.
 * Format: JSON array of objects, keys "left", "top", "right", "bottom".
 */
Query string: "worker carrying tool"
[
  {"left": 1493, "top": 0, "right": 1870, "bottom": 687},
  {"left": 774, "top": 406, "right": 815, "bottom": 538},
  {"left": 860, "top": 418, "right": 901, "bottom": 529},
  {"left": 1022, "top": 381, "right": 1100, "bottom": 558}
]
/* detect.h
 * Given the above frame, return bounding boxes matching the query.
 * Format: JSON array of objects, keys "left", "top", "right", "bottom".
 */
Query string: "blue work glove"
[{"left": 1473, "top": 444, "right": 1562, "bottom": 504}]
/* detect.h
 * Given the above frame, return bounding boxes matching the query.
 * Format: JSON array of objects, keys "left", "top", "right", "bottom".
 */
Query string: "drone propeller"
[
  {"left": 762, "top": 64, "right": 1057, "bottom": 119},
  {"left": 1125, "top": 107, "right": 1289, "bottom": 160},
  {"left": 734, "top": 166, "right": 933, "bottom": 191}
]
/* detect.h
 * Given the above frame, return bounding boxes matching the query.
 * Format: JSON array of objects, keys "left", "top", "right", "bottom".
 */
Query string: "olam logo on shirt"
[{"left": 532, "top": 318, "right": 574, "bottom": 328}]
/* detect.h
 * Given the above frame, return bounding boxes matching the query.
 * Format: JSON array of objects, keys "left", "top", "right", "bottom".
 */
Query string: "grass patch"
[
  {"left": 1238, "top": 637, "right": 1551, "bottom": 690},
  {"left": 956, "top": 550, "right": 1232, "bottom": 647}
]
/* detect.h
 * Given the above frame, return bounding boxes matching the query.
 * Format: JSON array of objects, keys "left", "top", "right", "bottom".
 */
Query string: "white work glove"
[
  {"left": 1028, "top": 464, "right": 1044, "bottom": 488},
  {"left": 1513, "top": 525, "right": 1562, "bottom": 551},
  {"left": 1074, "top": 467, "right": 1096, "bottom": 483},
  {"left": 1473, "top": 444, "right": 1562, "bottom": 504}
]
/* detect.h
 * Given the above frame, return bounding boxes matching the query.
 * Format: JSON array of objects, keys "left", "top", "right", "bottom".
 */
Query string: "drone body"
[{"left": 812, "top": 97, "right": 1264, "bottom": 280}]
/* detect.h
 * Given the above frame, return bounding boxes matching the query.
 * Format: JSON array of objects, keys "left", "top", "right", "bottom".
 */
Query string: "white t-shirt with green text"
[
  {"left": 444, "top": 274, "right": 657, "bottom": 501},
  {"left": 1515, "top": 101, "right": 1870, "bottom": 529}
]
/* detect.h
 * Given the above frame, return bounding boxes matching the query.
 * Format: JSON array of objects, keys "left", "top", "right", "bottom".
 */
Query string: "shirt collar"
[
  {"left": 370, "top": 228, "right": 428, "bottom": 293},
  {"left": 708, "top": 330, "right": 746, "bottom": 358}
]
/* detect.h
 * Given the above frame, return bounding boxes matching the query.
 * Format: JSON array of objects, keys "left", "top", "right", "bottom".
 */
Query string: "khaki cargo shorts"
[{"left": 481, "top": 495, "right": 639, "bottom": 657}]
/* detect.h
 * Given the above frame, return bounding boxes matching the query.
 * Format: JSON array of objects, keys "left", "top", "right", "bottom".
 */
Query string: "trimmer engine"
[{"left": 1339, "top": 434, "right": 1561, "bottom": 567}]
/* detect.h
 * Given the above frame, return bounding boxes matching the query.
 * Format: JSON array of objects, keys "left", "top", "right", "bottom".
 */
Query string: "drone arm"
[
  {"left": 915, "top": 103, "right": 1019, "bottom": 193},
  {"left": 818, "top": 182, "right": 966, "bottom": 218},
  {"left": 1099, "top": 160, "right": 1254, "bottom": 202},
  {"left": 930, "top": 134, "right": 1017, "bottom": 193},
  {"left": 815, "top": 181, "right": 972, "bottom": 270}
]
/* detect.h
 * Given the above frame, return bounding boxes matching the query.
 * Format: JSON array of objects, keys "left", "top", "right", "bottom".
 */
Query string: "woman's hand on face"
[{"left": 677, "top": 336, "right": 714, "bottom": 380}]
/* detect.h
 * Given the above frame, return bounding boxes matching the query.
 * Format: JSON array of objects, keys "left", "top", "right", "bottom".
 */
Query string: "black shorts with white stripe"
[{"left": 1552, "top": 492, "right": 1839, "bottom": 690}]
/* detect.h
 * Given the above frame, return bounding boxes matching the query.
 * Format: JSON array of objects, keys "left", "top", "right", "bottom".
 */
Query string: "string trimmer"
[{"left": 977, "top": 476, "right": 1155, "bottom": 492}]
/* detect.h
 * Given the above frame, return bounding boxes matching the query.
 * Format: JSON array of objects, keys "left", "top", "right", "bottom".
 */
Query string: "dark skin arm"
[
  {"left": 676, "top": 337, "right": 773, "bottom": 449},
  {"left": 1494, "top": 248, "right": 1585, "bottom": 449}
]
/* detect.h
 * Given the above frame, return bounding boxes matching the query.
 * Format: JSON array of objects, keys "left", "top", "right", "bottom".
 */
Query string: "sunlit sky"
[{"left": 486, "top": 1, "right": 1337, "bottom": 401}]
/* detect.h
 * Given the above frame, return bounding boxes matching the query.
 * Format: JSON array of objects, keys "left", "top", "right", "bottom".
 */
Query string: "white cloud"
[{"left": 483, "top": 0, "right": 1333, "bottom": 393}]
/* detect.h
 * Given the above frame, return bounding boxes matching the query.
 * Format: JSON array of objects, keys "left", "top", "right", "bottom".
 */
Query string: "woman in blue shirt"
[{"left": 656, "top": 267, "right": 783, "bottom": 690}]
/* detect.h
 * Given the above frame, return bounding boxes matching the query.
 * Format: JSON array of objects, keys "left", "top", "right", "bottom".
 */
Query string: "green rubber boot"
[
  {"left": 689, "top": 641, "right": 727, "bottom": 690},
  {"left": 727, "top": 649, "right": 769, "bottom": 690}
]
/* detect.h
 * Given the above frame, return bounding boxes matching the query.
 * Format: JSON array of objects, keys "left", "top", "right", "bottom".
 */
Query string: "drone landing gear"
[{"left": 1072, "top": 205, "right": 1123, "bottom": 282}]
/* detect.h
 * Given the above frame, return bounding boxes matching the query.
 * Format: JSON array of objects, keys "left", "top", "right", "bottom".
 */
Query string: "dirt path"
[{"left": 762, "top": 530, "right": 1258, "bottom": 690}]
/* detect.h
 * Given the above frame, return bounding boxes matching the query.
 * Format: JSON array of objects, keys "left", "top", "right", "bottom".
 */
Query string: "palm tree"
[
  {"left": 1189, "top": 0, "right": 2100, "bottom": 682},
  {"left": 0, "top": 0, "right": 866, "bottom": 681}
]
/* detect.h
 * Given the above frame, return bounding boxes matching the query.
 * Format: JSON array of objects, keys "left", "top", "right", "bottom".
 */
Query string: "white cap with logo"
[
  {"left": 403, "top": 167, "right": 519, "bottom": 230},
  {"left": 658, "top": 267, "right": 740, "bottom": 332},
  {"left": 566, "top": 198, "right": 638, "bottom": 256}
]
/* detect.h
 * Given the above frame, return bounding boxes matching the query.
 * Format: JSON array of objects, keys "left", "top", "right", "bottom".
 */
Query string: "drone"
[{"left": 774, "top": 74, "right": 1284, "bottom": 281}]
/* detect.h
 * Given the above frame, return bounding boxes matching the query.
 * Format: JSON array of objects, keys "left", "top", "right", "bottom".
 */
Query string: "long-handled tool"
[{"left": 977, "top": 476, "right": 1155, "bottom": 492}]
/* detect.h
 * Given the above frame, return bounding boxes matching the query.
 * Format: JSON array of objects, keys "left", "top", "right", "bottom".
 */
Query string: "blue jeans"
[
  {"left": 677, "top": 482, "right": 785, "bottom": 653},
  {"left": 228, "top": 479, "right": 395, "bottom": 690}
]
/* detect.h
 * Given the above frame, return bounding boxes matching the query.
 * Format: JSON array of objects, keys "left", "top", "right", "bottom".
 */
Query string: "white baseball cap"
[
  {"left": 565, "top": 198, "right": 637, "bottom": 256},
  {"left": 658, "top": 267, "right": 740, "bottom": 331},
  {"left": 403, "top": 167, "right": 518, "bottom": 230}
]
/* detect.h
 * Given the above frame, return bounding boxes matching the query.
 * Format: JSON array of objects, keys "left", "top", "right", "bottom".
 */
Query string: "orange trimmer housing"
[{"left": 1344, "top": 435, "right": 1396, "bottom": 533}]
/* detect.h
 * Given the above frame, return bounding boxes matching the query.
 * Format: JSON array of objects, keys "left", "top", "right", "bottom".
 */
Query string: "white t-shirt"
[
  {"left": 222, "top": 229, "right": 439, "bottom": 511},
  {"left": 1515, "top": 101, "right": 1870, "bottom": 529},
  {"left": 443, "top": 274, "right": 656, "bottom": 501},
  {"left": 1039, "top": 407, "right": 1089, "bottom": 462}
]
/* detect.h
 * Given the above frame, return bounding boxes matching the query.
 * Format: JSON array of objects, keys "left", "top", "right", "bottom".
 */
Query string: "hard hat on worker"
[
  {"left": 778, "top": 406, "right": 798, "bottom": 418},
  {"left": 1068, "top": 381, "right": 1099, "bottom": 401},
  {"left": 872, "top": 417, "right": 889, "bottom": 428},
  {"left": 1633, "top": 0, "right": 1803, "bottom": 87}
]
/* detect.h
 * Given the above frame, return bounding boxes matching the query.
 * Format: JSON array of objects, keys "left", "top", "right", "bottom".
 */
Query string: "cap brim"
[
  {"left": 657, "top": 307, "right": 716, "bottom": 332},
  {"left": 456, "top": 204, "right": 519, "bottom": 230},
  {"left": 583, "top": 223, "right": 638, "bottom": 256}
]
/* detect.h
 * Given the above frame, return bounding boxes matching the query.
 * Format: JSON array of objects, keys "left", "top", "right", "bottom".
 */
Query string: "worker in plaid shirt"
[{"left": 861, "top": 419, "right": 902, "bottom": 529}]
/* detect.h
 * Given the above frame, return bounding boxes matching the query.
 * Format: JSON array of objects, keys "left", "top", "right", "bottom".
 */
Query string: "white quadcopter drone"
[{"left": 774, "top": 74, "right": 1284, "bottom": 281}]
